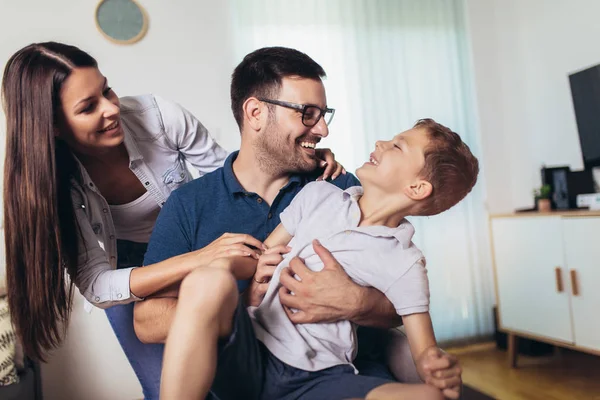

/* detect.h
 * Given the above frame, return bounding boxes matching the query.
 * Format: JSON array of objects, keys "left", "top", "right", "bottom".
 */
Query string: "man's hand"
[
  {"left": 244, "top": 245, "right": 290, "bottom": 307},
  {"left": 315, "top": 148, "right": 346, "bottom": 181},
  {"left": 416, "top": 346, "right": 462, "bottom": 399},
  {"left": 278, "top": 239, "right": 361, "bottom": 324}
]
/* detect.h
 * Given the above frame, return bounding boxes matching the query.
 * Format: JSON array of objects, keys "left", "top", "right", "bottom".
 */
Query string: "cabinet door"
[
  {"left": 562, "top": 217, "right": 600, "bottom": 351},
  {"left": 492, "top": 217, "right": 573, "bottom": 343}
]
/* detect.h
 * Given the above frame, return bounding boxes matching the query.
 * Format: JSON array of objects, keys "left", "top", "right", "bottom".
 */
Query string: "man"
[{"left": 134, "top": 47, "right": 459, "bottom": 398}]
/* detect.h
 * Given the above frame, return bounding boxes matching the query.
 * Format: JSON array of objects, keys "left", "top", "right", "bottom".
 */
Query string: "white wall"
[
  {"left": 0, "top": 0, "right": 241, "bottom": 151},
  {"left": 465, "top": 0, "right": 600, "bottom": 213},
  {"left": 0, "top": 0, "right": 239, "bottom": 398}
]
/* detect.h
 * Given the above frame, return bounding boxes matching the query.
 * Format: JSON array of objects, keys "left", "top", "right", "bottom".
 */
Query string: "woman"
[{"left": 2, "top": 42, "right": 343, "bottom": 398}]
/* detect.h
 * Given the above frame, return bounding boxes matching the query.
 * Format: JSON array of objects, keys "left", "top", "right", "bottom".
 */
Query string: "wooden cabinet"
[
  {"left": 562, "top": 218, "right": 600, "bottom": 352},
  {"left": 491, "top": 212, "right": 600, "bottom": 366}
]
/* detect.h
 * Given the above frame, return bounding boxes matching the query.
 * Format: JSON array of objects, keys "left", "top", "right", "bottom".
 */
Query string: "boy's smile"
[{"left": 357, "top": 127, "right": 430, "bottom": 196}]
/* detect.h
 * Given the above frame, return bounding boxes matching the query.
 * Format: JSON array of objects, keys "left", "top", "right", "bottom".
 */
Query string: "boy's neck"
[{"left": 357, "top": 188, "right": 414, "bottom": 229}]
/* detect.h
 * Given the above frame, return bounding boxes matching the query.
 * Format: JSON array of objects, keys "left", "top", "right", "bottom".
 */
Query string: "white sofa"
[{"left": 0, "top": 239, "right": 42, "bottom": 400}]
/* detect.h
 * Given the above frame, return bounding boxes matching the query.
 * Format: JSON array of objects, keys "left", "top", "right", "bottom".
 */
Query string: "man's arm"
[
  {"left": 350, "top": 287, "right": 403, "bottom": 327},
  {"left": 278, "top": 239, "right": 401, "bottom": 327},
  {"left": 133, "top": 190, "right": 192, "bottom": 343},
  {"left": 134, "top": 298, "right": 177, "bottom": 343}
]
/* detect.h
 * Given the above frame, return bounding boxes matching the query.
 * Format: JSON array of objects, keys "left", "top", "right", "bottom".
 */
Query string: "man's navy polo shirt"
[{"left": 144, "top": 151, "right": 361, "bottom": 292}]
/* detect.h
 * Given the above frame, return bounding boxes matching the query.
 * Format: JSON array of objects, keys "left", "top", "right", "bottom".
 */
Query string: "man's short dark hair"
[{"left": 230, "top": 47, "right": 326, "bottom": 130}]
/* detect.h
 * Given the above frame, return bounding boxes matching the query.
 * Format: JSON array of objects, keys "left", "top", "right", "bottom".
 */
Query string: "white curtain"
[{"left": 230, "top": 0, "right": 494, "bottom": 342}]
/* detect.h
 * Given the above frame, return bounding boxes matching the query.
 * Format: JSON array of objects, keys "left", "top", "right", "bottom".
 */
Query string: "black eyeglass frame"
[{"left": 258, "top": 98, "right": 335, "bottom": 127}]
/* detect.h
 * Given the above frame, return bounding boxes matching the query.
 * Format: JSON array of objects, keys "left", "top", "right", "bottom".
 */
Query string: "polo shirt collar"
[
  {"left": 342, "top": 186, "right": 416, "bottom": 245},
  {"left": 223, "top": 151, "right": 246, "bottom": 195},
  {"left": 281, "top": 174, "right": 303, "bottom": 191}
]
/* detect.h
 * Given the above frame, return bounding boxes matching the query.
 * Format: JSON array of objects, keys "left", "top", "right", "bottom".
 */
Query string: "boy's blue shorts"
[{"left": 209, "top": 299, "right": 395, "bottom": 400}]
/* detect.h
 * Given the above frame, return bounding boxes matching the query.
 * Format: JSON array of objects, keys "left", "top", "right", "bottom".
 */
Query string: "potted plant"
[{"left": 534, "top": 184, "right": 552, "bottom": 212}]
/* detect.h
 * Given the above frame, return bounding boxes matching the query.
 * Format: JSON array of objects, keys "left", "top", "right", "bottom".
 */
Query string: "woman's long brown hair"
[{"left": 2, "top": 42, "right": 98, "bottom": 360}]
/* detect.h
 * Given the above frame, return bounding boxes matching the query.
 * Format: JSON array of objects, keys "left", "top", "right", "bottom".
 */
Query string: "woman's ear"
[
  {"left": 404, "top": 179, "right": 433, "bottom": 201},
  {"left": 242, "top": 97, "right": 266, "bottom": 132}
]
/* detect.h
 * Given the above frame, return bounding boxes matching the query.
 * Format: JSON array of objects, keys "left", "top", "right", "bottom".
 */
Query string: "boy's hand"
[
  {"left": 315, "top": 148, "right": 346, "bottom": 181},
  {"left": 245, "top": 245, "right": 290, "bottom": 307},
  {"left": 417, "top": 346, "right": 462, "bottom": 399}
]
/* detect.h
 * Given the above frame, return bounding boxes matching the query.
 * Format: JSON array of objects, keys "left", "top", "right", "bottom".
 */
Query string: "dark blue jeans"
[{"left": 104, "top": 240, "right": 164, "bottom": 400}]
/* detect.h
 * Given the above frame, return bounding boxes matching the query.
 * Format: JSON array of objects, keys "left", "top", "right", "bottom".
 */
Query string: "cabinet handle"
[
  {"left": 570, "top": 269, "right": 579, "bottom": 296},
  {"left": 555, "top": 267, "right": 563, "bottom": 293}
]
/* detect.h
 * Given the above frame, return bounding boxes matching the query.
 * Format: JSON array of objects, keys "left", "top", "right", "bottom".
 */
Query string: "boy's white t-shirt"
[{"left": 248, "top": 181, "right": 429, "bottom": 372}]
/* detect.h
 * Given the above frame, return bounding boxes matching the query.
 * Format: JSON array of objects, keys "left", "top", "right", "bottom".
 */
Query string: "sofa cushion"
[
  {"left": 0, "top": 296, "right": 18, "bottom": 386},
  {"left": 0, "top": 227, "right": 6, "bottom": 297}
]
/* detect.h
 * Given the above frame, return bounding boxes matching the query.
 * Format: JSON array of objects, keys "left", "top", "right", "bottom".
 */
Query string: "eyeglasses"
[{"left": 258, "top": 98, "right": 335, "bottom": 127}]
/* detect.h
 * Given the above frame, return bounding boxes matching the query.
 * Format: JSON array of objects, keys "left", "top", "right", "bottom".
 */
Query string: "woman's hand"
[
  {"left": 315, "top": 148, "right": 346, "bottom": 181},
  {"left": 244, "top": 245, "right": 291, "bottom": 307},
  {"left": 188, "top": 233, "right": 265, "bottom": 268}
]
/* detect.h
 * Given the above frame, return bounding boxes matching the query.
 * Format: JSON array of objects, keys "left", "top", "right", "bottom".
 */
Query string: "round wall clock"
[{"left": 95, "top": 0, "right": 149, "bottom": 45}]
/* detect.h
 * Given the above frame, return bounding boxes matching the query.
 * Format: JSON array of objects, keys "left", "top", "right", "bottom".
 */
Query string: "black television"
[{"left": 569, "top": 64, "right": 600, "bottom": 168}]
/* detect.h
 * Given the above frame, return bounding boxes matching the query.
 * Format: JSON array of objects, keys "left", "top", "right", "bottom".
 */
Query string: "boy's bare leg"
[
  {"left": 160, "top": 267, "right": 238, "bottom": 400},
  {"left": 366, "top": 382, "right": 444, "bottom": 400}
]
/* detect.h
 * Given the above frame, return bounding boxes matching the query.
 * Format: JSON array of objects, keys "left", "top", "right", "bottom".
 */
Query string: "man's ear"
[
  {"left": 242, "top": 97, "right": 266, "bottom": 132},
  {"left": 404, "top": 179, "right": 433, "bottom": 201}
]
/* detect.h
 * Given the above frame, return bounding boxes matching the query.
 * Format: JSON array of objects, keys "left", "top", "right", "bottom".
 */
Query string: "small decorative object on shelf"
[
  {"left": 95, "top": 0, "right": 149, "bottom": 45},
  {"left": 533, "top": 184, "right": 552, "bottom": 212}
]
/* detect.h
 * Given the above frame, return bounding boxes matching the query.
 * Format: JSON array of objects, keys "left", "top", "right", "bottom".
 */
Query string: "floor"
[{"left": 448, "top": 342, "right": 600, "bottom": 400}]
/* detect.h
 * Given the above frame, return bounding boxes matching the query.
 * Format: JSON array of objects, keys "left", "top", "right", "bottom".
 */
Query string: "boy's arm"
[
  {"left": 217, "top": 224, "right": 292, "bottom": 283},
  {"left": 403, "top": 312, "right": 462, "bottom": 399},
  {"left": 264, "top": 223, "right": 293, "bottom": 249},
  {"left": 402, "top": 312, "right": 438, "bottom": 365},
  {"left": 244, "top": 224, "right": 293, "bottom": 307}
]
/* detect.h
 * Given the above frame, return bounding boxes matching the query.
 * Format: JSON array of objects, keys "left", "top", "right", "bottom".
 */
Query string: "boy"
[{"left": 161, "top": 118, "right": 478, "bottom": 400}]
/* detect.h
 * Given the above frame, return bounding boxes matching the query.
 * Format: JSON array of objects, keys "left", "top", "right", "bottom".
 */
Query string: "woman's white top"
[
  {"left": 70, "top": 94, "right": 228, "bottom": 309},
  {"left": 109, "top": 191, "right": 161, "bottom": 244}
]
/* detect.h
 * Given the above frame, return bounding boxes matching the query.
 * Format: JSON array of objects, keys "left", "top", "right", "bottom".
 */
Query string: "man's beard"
[{"left": 254, "top": 122, "right": 317, "bottom": 175}]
